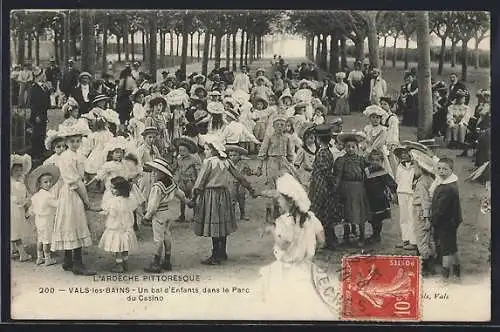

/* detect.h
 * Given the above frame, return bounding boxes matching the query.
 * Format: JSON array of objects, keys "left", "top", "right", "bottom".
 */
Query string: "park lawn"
[{"left": 17, "top": 58, "right": 490, "bottom": 288}]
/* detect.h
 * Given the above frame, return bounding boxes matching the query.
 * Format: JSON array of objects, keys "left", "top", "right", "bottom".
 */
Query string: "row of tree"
[
  {"left": 11, "top": 10, "right": 282, "bottom": 80},
  {"left": 290, "top": 11, "right": 489, "bottom": 81}
]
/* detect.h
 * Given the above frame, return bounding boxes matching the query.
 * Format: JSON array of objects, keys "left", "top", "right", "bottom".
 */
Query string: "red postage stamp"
[{"left": 341, "top": 255, "right": 421, "bottom": 321}]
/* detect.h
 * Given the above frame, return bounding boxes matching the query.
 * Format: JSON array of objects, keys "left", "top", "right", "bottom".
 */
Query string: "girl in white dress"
[
  {"left": 258, "top": 173, "right": 333, "bottom": 319},
  {"left": 51, "top": 123, "right": 95, "bottom": 275},
  {"left": 10, "top": 154, "right": 33, "bottom": 262},
  {"left": 96, "top": 176, "right": 139, "bottom": 273},
  {"left": 84, "top": 119, "right": 114, "bottom": 179},
  {"left": 43, "top": 130, "right": 67, "bottom": 197},
  {"left": 27, "top": 165, "right": 60, "bottom": 266}
]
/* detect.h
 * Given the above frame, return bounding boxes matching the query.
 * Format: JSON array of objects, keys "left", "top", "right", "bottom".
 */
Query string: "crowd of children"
[{"left": 11, "top": 59, "right": 486, "bottom": 284}]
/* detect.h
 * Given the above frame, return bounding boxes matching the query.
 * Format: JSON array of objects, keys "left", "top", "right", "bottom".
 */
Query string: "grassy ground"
[{"left": 12, "top": 58, "right": 490, "bottom": 308}]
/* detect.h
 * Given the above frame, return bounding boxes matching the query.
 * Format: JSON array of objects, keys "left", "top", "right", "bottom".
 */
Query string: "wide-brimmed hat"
[
  {"left": 58, "top": 122, "right": 91, "bottom": 137},
  {"left": 336, "top": 130, "right": 367, "bottom": 144},
  {"left": 279, "top": 88, "right": 293, "bottom": 102},
  {"left": 223, "top": 97, "right": 239, "bottom": 110},
  {"left": 253, "top": 95, "right": 269, "bottom": 108},
  {"left": 44, "top": 129, "right": 64, "bottom": 151},
  {"left": 276, "top": 173, "right": 310, "bottom": 213},
  {"left": 393, "top": 145, "right": 411, "bottom": 159},
  {"left": 232, "top": 89, "right": 251, "bottom": 105},
  {"left": 255, "top": 68, "right": 266, "bottom": 74},
  {"left": 314, "top": 104, "right": 327, "bottom": 114},
  {"left": 225, "top": 144, "right": 248, "bottom": 156},
  {"left": 311, "top": 123, "right": 333, "bottom": 137},
  {"left": 204, "top": 135, "right": 227, "bottom": 158},
  {"left": 400, "top": 140, "right": 433, "bottom": 156},
  {"left": 100, "top": 109, "right": 120, "bottom": 126},
  {"left": 144, "top": 158, "right": 173, "bottom": 178},
  {"left": 335, "top": 72, "right": 346, "bottom": 79},
  {"left": 173, "top": 136, "right": 198, "bottom": 154},
  {"left": 207, "top": 101, "right": 224, "bottom": 114},
  {"left": 225, "top": 108, "right": 241, "bottom": 121},
  {"left": 298, "top": 79, "right": 313, "bottom": 88},
  {"left": 330, "top": 117, "right": 343, "bottom": 125},
  {"left": 363, "top": 105, "right": 386, "bottom": 117},
  {"left": 26, "top": 164, "right": 60, "bottom": 194},
  {"left": 79, "top": 72, "right": 92, "bottom": 80},
  {"left": 103, "top": 136, "right": 135, "bottom": 156},
  {"left": 33, "top": 67, "right": 43, "bottom": 78},
  {"left": 92, "top": 94, "right": 110, "bottom": 105},
  {"left": 141, "top": 126, "right": 159, "bottom": 137},
  {"left": 10, "top": 154, "right": 32, "bottom": 174},
  {"left": 409, "top": 149, "right": 436, "bottom": 174},
  {"left": 193, "top": 73, "right": 206, "bottom": 81},
  {"left": 194, "top": 110, "right": 211, "bottom": 125}
]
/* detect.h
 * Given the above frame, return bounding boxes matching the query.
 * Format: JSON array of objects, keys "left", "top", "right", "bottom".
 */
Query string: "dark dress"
[
  {"left": 431, "top": 180, "right": 462, "bottom": 256},
  {"left": 28, "top": 82, "right": 51, "bottom": 160},
  {"left": 364, "top": 164, "right": 397, "bottom": 221},
  {"left": 399, "top": 81, "right": 419, "bottom": 127},
  {"left": 309, "top": 146, "right": 343, "bottom": 226}
]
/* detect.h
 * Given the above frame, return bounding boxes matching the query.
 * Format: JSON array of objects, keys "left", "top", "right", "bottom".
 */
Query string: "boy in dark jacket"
[{"left": 431, "top": 157, "right": 462, "bottom": 281}]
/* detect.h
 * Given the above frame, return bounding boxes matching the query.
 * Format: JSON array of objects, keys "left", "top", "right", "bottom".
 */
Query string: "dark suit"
[
  {"left": 45, "top": 65, "right": 61, "bottom": 91},
  {"left": 71, "top": 85, "right": 96, "bottom": 115},
  {"left": 28, "top": 82, "right": 51, "bottom": 159},
  {"left": 447, "top": 81, "right": 469, "bottom": 105},
  {"left": 320, "top": 82, "right": 335, "bottom": 113},
  {"left": 61, "top": 67, "right": 80, "bottom": 96},
  {"left": 280, "top": 67, "right": 293, "bottom": 81}
]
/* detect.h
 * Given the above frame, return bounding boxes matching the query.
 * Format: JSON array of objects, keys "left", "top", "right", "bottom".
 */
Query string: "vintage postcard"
[{"left": 8, "top": 9, "right": 490, "bottom": 321}]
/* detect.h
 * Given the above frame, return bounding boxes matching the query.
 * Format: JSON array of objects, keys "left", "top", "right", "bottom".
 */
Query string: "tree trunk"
[
  {"left": 225, "top": 34, "right": 231, "bottom": 68},
  {"left": 474, "top": 39, "right": 480, "bottom": 69},
  {"left": 124, "top": 24, "right": 129, "bottom": 61},
  {"left": 404, "top": 36, "right": 410, "bottom": 69},
  {"left": 35, "top": 31, "right": 40, "bottom": 66},
  {"left": 102, "top": 20, "right": 108, "bottom": 73},
  {"left": 315, "top": 34, "right": 321, "bottom": 65},
  {"left": 149, "top": 16, "right": 158, "bottom": 82},
  {"left": 250, "top": 34, "right": 255, "bottom": 62},
  {"left": 176, "top": 33, "right": 180, "bottom": 57},
  {"left": 354, "top": 38, "right": 365, "bottom": 61},
  {"left": 64, "top": 12, "right": 71, "bottom": 62},
  {"left": 240, "top": 29, "right": 245, "bottom": 68},
  {"left": 131, "top": 32, "right": 135, "bottom": 61},
  {"left": 415, "top": 11, "right": 433, "bottom": 139},
  {"left": 321, "top": 35, "right": 328, "bottom": 70},
  {"left": 244, "top": 31, "right": 249, "bottom": 67},
  {"left": 392, "top": 35, "right": 397, "bottom": 68},
  {"left": 169, "top": 31, "right": 174, "bottom": 56},
  {"left": 197, "top": 32, "right": 201, "bottom": 61},
  {"left": 117, "top": 36, "right": 121, "bottom": 62},
  {"left": 232, "top": 33, "right": 237, "bottom": 71},
  {"left": 437, "top": 36, "right": 446, "bottom": 75},
  {"left": 190, "top": 33, "right": 194, "bottom": 60},
  {"left": 160, "top": 32, "right": 165, "bottom": 67},
  {"left": 451, "top": 39, "right": 457, "bottom": 67},
  {"left": 180, "top": 28, "right": 189, "bottom": 81},
  {"left": 53, "top": 30, "right": 58, "bottom": 64},
  {"left": 27, "top": 31, "right": 32, "bottom": 60},
  {"left": 209, "top": 34, "right": 214, "bottom": 60},
  {"left": 214, "top": 32, "right": 222, "bottom": 69},
  {"left": 340, "top": 35, "right": 347, "bottom": 69},
  {"left": 142, "top": 30, "right": 146, "bottom": 62},
  {"left": 382, "top": 35, "right": 387, "bottom": 67},
  {"left": 461, "top": 39, "right": 469, "bottom": 82},
  {"left": 257, "top": 35, "right": 262, "bottom": 60},
  {"left": 202, "top": 31, "right": 210, "bottom": 76},
  {"left": 80, "top": 11, "right": 96, "bottom": 74},
  {"left": 329, "top": 32, "right": 339, "bottom": 72},
  {"left": 366, "top": 12, "right": 379, "bottom": 68}
]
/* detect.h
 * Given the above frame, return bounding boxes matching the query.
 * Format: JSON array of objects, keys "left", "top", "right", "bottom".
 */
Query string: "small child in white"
[
  {"left": 27, "top": 165, "right": 61, "bottom": 266},
  {"left": 96, "top": 176, "right": 139, "bottom": 273}
]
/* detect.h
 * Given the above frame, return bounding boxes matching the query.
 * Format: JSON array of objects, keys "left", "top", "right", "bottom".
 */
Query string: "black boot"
[
  {"left": 201, "top": 238, "right": 220, "bottom": 265},
  {"left": 441, "top": 267, "right": 450, "bottom": 280},
  {"left": 452, "top": 264, "right": 461, "bottom": 278},
  {"left": 72, "top": 248, "right": 96, "bottom": 276},
  {"left": 366, "top": 223, "right": 382, "bottom": 244},
  {"left": 161, "top": 254, "right": 173, "bottom": 271},
  {"left": 341, "top": 224, "right": 352, "bottom": 247},
  {"left": 62, "top": 250, "right": 73, "bottom": 271},
  {"left": 219, "top": 236, "right": 228, "bottom": 261},
  {"left": 144, "top": 255, "right": 162, "bottom": 273},
  {"left": 324, "top": 226, "right": 337, "bottom": 249}
]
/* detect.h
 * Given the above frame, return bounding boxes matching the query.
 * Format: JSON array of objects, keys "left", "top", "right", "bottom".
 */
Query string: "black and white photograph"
[{"left": 8, "top": 9, "right": 491, "bottom": 321}]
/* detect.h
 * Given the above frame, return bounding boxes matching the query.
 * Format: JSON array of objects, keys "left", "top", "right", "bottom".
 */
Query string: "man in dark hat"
[
  {"left": 45, "top": 57, "right": 61, "bottom": 94},
  {"left": 61, "top": 59, "right": 80, "bottom": 98},
  {"left": 71, "top": 72, "right": 96, "bottom": 115},
  {"left": 447, "top": 73, "right": 469, "bottom": 106},
  {"left": 131, "top": 61, "right": 141, "bottom": 81},
  {"left": 29, "top": 67, "right": 51, "bottom": 161}
]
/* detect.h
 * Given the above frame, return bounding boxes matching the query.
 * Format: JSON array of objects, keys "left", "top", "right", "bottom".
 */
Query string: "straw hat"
[
  {"left": 409, "top": 149, "right": 436, "bottom": 174},
  {"left": 279, "top": 88, "right": 293, "bottom": 102},
  {"left": 256, "top": 68, "right": 266, "bottom": 74},
  {"left": 298, "top": 79, "right": 311, "bottom": 88},
  {"left": 44, "top": 129, "right": 64, "bottom": 151},
  {"left": 400, "top": 140, "right": 432, "bottom": 156},
  {"left": 393, "top": 145, "right": 411, "bottom": 160},
  {"left": 335, "top": 72, "right": 346, "bottom": 79},
  {"left": 26, "top": 164, "right": 60, "bottom": 194},
  {"left": 92, "top": 94, "right": 110, "bottom": 105},
  {"left": 194, "top": 110, "right": 211, "bottom": 125},
  {"left": 232, "top": 89, "right": 251, "bottom": 105},
  {"left": 276, "top": 173, "right": 310, "bottom": 213},
  {"left": 363, "top": 105, "right": 387, "bottom": 118},
  {"left": 173, "top": 136, "right": 198, "bottom": 154},
  {"left": 207, "top": 101, "right": 225, "bottom": 114},
  {"left": 79, "top": 72, "right": 92, "bottom": 80},
  {"left": 58, "top": 122, "right": 91, "bottom": 137},
  {"left": 336, "top": 130, "right": 367, "bottom": 144},
  {"left": 166, "top": 89, "right": 189, "bottom": 106},
  {"left": 204, "top": 135, "right": 227, "bottom": 158},
  {"left": 311, "top": 123, "right": 333, "bottom": 137},
  {"left": 141, "top": 126, "right": 159, "bottom": 137},
  {"left": 225, "top": 144, "right": 249, "bottom": 156},
  {"left": 103, "top": 136, "right": 134, "bottom": 155},
  {"left": 100, "top": 109, "right": 121, "bottom": 126},
  {"left": 144, "top": 158, "right": 174, "bottom": 178},
  {"left": 253, "top": 95, "right": 269, "bottom": 108},
  {"left": 10, "top": 154, "right": 32, "bottom": 174}
]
